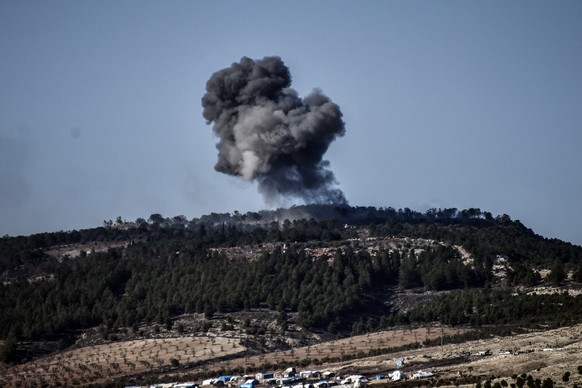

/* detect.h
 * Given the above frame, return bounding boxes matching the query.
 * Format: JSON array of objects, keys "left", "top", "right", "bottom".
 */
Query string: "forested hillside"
[{"left": 2, "top": 205, "right": 582, "bottom": 360}]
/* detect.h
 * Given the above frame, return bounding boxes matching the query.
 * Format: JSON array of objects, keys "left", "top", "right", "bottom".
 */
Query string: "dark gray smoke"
[{"left": 202, "top": 56, "right": 347, "bottom": 205}]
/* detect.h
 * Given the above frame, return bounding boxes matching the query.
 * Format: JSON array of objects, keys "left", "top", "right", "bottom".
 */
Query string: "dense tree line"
[
  {"left": 0, "top": 238, "right": 493, "bottom": 340},
  {"left": 2, "top": 205, "right": 582, "bottom": 342},
  {"left": 0, "top": 241, "right": 367, "bottom": 339},
  {"left": 3, "top": 205, "right": 581, "bottom": 275},
  {"left": 372, "top": 216, "right": 582, "bottom": 265},
  {"left": 395, "top": 245, "right": 488, "bottom": 290},
  {"left": 402, "top": 288, "right": 582, "bottom": 327}
]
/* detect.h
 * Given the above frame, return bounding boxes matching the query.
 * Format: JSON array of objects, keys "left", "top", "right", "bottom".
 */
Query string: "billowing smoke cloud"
[{"left": 202, "top": 56, "right": 347, "bottom": 205}]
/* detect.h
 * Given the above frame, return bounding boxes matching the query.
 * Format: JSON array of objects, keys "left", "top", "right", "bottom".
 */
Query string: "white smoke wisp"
[{"left": 202, "top": 56, "right": 347, "bottom": 206}]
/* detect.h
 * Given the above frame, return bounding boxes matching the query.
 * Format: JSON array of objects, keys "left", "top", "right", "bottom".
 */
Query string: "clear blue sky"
[{"left": 1, "top": 1, "right": 581, "bottom": 245}]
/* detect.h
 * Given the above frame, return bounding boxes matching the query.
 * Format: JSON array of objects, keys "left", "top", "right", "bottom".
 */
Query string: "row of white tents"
[{"left": 132, "top": 366, "right": 435, "bottom": 388}]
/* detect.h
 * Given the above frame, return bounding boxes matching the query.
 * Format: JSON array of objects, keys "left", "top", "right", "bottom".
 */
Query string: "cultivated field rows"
[
  {"left": 6, "top": 324, "right": 580, "bottom": 387},
  {"left": 204, "top": 326, "right": 468, "bottom": 373},
  {"left": 0, "top": 336, "right": 243, "bottom": 387},
  {"left": 0, "top": 326, "right": 463, "bottom": 387}
]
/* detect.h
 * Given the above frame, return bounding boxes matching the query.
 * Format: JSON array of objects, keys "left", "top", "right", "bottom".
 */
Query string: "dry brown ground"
[
  {"left": 205, "top": 326, "right": 468, "bottom": 372},
  {"left": 0, "top": 336, "right": 243, "bottom": 387},
  {"left": 2, "top": 325, "right": 582, "bottom": 387},
  {"left": 0, "top": 326, "right": 464, "bottom": 387},
  {"left": 333, "top": 324, "right": 582, "bottom": 387},
  {"left": 177, "top": 325, "right": 582, "bottom": 387}
]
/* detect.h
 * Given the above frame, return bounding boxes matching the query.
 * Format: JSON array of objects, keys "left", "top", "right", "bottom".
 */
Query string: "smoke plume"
[{"left": 202, "top": 56, "right": 347, "bottom": 205}]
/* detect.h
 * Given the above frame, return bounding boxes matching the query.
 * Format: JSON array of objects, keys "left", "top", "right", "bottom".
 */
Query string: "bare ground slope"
[{"left": 4, "top": 324, "right": 582, "bottom": 387}]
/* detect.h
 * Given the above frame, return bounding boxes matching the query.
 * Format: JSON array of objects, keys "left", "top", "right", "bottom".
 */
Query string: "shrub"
[
  {"left": 0, "top": 336, "right": 18, "bottom": 363},
  {"left": 542, "top": 378, "right": 553, "bottom": 388}
]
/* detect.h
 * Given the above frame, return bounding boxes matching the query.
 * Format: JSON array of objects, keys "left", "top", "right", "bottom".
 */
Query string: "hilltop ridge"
[{"left": 1, "top": 204, "right": 582, "bottom": 386}]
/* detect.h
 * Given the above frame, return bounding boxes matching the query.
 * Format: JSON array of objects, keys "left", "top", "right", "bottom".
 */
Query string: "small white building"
[
  {"left": 412, "top": 370, "right": 434, "bottom": 379},
  {"left": 388, "top": 371, "right": 403, "bottom": 381},
  {"left": 340, "top": 375, "right": 367, "bottom": 387}
]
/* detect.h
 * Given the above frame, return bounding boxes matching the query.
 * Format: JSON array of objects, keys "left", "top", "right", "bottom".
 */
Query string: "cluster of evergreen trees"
[
  {"left": 0, "top": 240, "right": 390, "bottom": 339},
  {"left": 403, "top": 288, "right": 582, "bottom": 327},
  {"left": 2, "top": 205, "right": 582, "bottom": 344}
]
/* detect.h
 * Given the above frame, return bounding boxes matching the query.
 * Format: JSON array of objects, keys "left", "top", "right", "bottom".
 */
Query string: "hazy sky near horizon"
[{"left": 1, "top": 1, "right": 581, "bottom": 245}]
